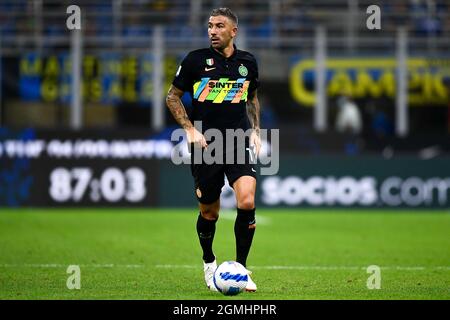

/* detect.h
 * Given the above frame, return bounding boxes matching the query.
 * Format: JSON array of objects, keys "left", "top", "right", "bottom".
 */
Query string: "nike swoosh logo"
[
  {"left": 251, "top": 168, "right": 256, "bottom": 173},
  {"left": 204, "top": 67, "right": 216, "bottom": 71}
]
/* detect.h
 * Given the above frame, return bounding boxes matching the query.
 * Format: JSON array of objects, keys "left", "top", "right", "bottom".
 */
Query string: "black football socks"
[
  {"left": 196, "top": 213, "right": 217, "bottom": 263},
  {"left": 235, "top": 208, "right": 256, "bottom": 268}
]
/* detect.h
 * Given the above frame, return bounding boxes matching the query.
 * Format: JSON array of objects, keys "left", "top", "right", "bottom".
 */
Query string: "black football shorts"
[{"left": 190, "top": 138, "right": 257, "bottom": 204}]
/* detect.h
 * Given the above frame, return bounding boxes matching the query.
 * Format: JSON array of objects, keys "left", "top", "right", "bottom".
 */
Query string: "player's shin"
[
  {"left": 196, "top": 213, "right": 218, "bottom": 263},
  {"left": 234, "top": 208, "right": 256, "bottom": 267}
]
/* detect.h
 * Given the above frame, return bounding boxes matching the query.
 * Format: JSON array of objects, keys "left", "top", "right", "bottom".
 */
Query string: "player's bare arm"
[
  {"left": 247, "top": 89, "right": 262, "bottom": 155},
  {"left": 166, "top": 85, "right": 207, "bottom": 148}
]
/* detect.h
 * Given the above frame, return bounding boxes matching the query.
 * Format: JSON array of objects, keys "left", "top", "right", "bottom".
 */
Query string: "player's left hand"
[{"left": 250, "top": 129, "right": 261, "bottom": 157}]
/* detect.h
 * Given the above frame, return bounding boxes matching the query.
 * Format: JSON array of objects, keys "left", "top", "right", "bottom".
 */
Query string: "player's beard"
[
  {"left": 211, "top": 38, "right": 231, "bottom": 51},
  {"left": 210, "top": 39, "right": 223, "bottom": 49}
]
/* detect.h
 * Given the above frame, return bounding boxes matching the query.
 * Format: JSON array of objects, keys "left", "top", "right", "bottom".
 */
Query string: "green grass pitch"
[{"left": 0, "top": 208, "right": 449, "bottom": 300}]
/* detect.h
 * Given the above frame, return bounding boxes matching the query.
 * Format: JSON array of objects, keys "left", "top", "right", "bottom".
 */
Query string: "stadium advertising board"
[
  {"left": 260, "top": 156, "right": 450, "bottom": 208},
  {"left": 2, "top": 130, "right": 449, "bottom": 208},
  {"left": 290, "top": 57, "right": 450, "bottom": 107},
  {"left": 9, "top": 53, "right": 178, "bottom": 104},
  {"left": 160, "top": 156, "right": 450, "bottom": 209},
  {"left": 0, "top": 129, "right": 163, "bottom": 207}
]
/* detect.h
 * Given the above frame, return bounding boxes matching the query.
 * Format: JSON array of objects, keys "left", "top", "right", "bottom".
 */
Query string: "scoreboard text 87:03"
[{"left": 49, "top": 167, "right": 146, "bottom": 203}]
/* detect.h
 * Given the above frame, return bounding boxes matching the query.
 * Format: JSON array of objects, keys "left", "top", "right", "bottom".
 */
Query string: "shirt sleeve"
[{"left": 172, "top": 53, "right": 193, "bottom": 92}]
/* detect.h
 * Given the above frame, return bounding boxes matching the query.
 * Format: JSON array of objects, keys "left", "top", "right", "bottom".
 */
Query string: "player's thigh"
[{"left": 191, "top": 163, "right": 225, "bottom": 206}]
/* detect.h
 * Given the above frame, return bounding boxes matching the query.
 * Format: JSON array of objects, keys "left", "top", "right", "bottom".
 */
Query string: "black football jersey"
[{"left": 172, "top": 45, "right": 259, "bottom": 132}]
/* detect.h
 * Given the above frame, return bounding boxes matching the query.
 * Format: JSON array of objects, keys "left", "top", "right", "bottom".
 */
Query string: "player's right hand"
[{"left": 185, "top": 127, "right": 208, "bottom": 149}]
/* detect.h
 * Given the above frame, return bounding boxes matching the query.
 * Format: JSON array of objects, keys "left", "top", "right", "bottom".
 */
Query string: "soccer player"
[{"left": 166, "top": 8, "right": 261, "bottom": 292}]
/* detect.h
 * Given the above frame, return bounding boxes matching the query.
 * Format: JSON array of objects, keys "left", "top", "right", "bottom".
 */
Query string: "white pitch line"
[
  {"left": 155, "top": 264, "right": 198, "bottom": 269},
  {"left": 0, "top": 264, "right": 144, "bottom": 268},
  {"left": 0, "top": 264, "right": 448, "bottom": 271},
  {"left": 154, "top": 264, "right": 450, "bottom": 271}
]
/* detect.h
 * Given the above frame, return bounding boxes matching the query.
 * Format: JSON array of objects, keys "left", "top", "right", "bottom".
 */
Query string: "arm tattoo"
[
  {"left": 246, "top": 91, "right": 261, "bottom": 134},
  {"left": 166, "top": 85, "right": 193, "bottom": 130}
]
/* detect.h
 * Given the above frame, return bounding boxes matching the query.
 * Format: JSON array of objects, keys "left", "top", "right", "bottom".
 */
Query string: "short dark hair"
[{"left": 210, "top": 8, "right": 238, "bottom": 26}]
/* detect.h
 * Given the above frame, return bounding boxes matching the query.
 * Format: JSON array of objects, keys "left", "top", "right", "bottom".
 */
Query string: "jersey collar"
[{"left": 209, "top": 44, "right": 238, "bottom": 61}]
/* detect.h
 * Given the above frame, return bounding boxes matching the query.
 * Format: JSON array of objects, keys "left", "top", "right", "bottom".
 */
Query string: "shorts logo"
[
  {"left": 196, "top": 188, "right": 202, "bottom": 198},
  {"left": 238, "top": 64, "right": 248, "bottom": 77},
  {"left": 206, "top": 58, "right": 214, "bottom": 66}
]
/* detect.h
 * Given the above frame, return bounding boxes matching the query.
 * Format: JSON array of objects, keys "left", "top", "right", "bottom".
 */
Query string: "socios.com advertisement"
[{"left": 258, "top": 156, "right": 450, "bottom": 208}]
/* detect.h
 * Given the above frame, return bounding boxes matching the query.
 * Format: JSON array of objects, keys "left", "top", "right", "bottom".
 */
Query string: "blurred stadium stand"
[
  {"left": 1, "top": 0, "right": 449, "bottom": 51},
  {"left": 0, "top": 0, "right": 449, "bottom": 155}
]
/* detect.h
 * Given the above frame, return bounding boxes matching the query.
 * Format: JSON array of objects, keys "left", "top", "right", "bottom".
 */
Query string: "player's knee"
[
  {"left": 201, "top": 211, "right": 219, "bottom": 220},
  {"left": 200, "top": 205, "right": 220, "bottom": 220},
  {"left": 238, "top": 196, "right": 255, "bottom": 210}
]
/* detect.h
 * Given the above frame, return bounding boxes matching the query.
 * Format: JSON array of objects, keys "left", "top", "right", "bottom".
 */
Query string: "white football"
[{"left": 213, "top": 261, "right": 248, "bottom": 295}]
